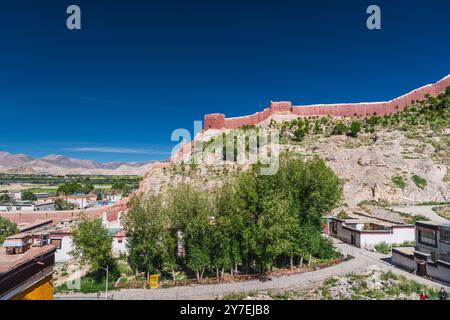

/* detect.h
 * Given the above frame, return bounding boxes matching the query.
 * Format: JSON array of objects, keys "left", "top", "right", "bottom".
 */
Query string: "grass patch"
[
  {"left": 391, "top": 176, "right": 406, "bottom": 189},
  {"left": 374, "top": 242, "right": 391, "bottom": 254},
  {"left": 406, "top": 214, "right": 430, "bottom": 225},
  {"left": 411, "top": 175, "right": 427, "bottom": 189},
  {"left": 54, "top": 271, "right": 119, "bottom": 294}
]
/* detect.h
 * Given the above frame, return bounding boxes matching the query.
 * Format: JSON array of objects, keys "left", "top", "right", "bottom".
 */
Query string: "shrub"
[
  {"left": 332, "top": 122, "right": 348, "bottom": 135},
  {"left": 337, "top": 211, "right": 349, "bottom": 219},
  {"left": 381, "top": 271, "right": 398, "bottom": 281},
  {"left": 348, "top": 121, "right": 362, "bottom": 138},
  {"left": 411, "top": 175, "right": 427, "bottom": 189},
  {"left": 391, "top": 176, "right": 406, "bottom": 189},
  {"left": 293, "top": 128, "right": 306, "bottom": 141},
  {"left": 407, "top": 214, "right": 430, "bottom": 225},
  {"left": 397, "top": 276, "right": 422, "bottom": 294},
  {"left": 374, "top": 242, "right": 390, "bottom": 254},
  {"left": 446, "top": 86, "right": 450, "bottom": 96}
]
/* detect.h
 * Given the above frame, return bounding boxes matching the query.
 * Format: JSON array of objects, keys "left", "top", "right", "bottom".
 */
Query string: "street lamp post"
[{"left": 99, "top": 265, "right": 109, "bottom": 300}]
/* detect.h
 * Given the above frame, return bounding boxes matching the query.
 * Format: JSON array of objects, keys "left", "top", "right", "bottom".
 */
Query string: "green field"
[{"left": 0, "top": 174, "right": 141, "bottom": 194}]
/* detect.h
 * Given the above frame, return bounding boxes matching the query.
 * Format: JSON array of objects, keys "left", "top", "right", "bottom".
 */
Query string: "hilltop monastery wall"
[{"left": 204, "top": 74, "right": 450, "bottom": 130}]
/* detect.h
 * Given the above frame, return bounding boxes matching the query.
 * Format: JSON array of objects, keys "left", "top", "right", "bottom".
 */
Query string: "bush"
[
  {"left": 348, "top": 121, "right": 361, "bottom": 138},
  {"left": 381, "top": 271, "right": 398, "bottom": 281},
  {"left": 331, "top": 122, "right": 348, "bottom": 135},
  {"left": 391, "top": 176, "right": 406, "bottom": 189},
  {"left": 293, "top": 128, "right": 306, "bottom": 141},
  {"left": 411, "top": 175, "right": 427, "bottom": 189},
  {"left": 446, "top": 86, "right": 450, "bottom": 96},
  {"left": 374, "top": 242, "right": 390, "bottom": 254},
  {"left": 337, "top": 211, "right": 349, "bottom": 219},
  {"left": 407, "top": 214, "right": 430, "bottom": 225}
]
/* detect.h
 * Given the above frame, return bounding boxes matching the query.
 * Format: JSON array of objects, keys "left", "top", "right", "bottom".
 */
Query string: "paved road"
[
  {"left": 55, "top": 239, "right": 449, "bottom": 300},
  {"left": 390, "top": 205, "right": 449, "bottom": 223}
]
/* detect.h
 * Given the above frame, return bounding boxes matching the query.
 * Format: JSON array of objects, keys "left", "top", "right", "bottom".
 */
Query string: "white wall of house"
[
  {"left": 360, "top": 227, "right": 414, "bottom": 249},
  {"left": 112, "top": 237, "right": 128, "bottom": 256},
  {"left": 54, "top": 236, "right": 73, "bottom": 263},
  {"left": 391, "top": 227, "right": 415, "bottom": 244}
]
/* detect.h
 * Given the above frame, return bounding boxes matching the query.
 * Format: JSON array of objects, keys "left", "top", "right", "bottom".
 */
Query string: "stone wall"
[{"left": 204, "top": 74, "right": 450, "bottom": 130}]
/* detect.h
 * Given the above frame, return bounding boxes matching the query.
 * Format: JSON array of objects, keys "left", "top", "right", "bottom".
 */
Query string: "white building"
[
  {"left": 56, "top": 195, "right": 97, "bottom": 209},
  {"left": 112, "top": 230, "right": 128, "bottom": 257},
  {"left": 392, "top": 221, "right": 450, "bottom": 284},
  {"left": 0, "top": 200, "right": 54, "bottom": 212},
  {"left": 328, "top": 217, "right": 415, "bottom": 250},
  {"left": 49, "top": 228, "right": 73, "bottom": 263}
]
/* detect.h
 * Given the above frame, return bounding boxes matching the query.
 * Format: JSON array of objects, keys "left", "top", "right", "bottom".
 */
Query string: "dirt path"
[{"left": 390, "top": 205, "right": 449, "bottom": 223}]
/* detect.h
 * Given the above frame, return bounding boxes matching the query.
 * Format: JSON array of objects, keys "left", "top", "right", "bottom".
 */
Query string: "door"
[
  {"left": 351, "top": 234, "right": 356, "bottom": 246},
  {"left": 417, "top": 261, "right": 427, "bottom": 276}
]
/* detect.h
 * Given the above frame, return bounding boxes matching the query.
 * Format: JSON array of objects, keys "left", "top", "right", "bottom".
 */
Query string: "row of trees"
[
  {"left": 125, "top": 154, "right": 343, "bottom": 281},
  {"left": 57, "top": 182, "right": 95, "bottom": 196}
]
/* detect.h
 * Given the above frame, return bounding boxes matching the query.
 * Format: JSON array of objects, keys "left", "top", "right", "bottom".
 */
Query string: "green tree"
[
  {"left": 167, "top": 183, "right": 213, "bottom": 282},
  {"left": 0, "top": 217, "right": 19, "bottom": 244},
  {"left": 71, "top": 215, "right": 115, "bottom": 272},
  {"left": 54, "top": 198, "right": 75, "bottom": 211},
  {"left": 21, "top": 190, "right": 36, "bottom": 201},
  {"left": 125, "top": 195, "right": 177, "bottom": 279},
  {"left": 0, "top": 193, "right": 11, "bottom": 203}
]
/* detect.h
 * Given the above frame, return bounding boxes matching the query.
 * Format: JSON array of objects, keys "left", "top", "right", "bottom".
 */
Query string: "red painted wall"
[{"left": 203, "top": 75, "right": 450, "bottom": 130}]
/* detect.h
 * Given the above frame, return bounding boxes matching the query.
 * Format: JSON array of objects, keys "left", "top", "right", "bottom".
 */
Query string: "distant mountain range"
[{"left": 0, "top": 151, "right": 162, "bottom": 176}]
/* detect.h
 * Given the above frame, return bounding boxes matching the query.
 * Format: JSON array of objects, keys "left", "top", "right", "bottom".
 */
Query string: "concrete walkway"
[
  {"left": 390, "top": 205, "right": 449, "bottom": 224},
  {"left": 55, "top": 240, "right": 449, "bottom": 300}
]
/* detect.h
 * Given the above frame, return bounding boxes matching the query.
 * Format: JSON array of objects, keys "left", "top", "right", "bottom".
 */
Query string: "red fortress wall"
[{"left": 204, "top": 75, "right": 450, "bottom": 130}]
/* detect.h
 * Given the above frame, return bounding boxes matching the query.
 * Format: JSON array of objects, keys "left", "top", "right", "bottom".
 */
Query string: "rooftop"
[
  {"left": 18, "top": 219, "right": 53, "bottom": 232},
  {"left": 332, "top": 216, "right": 411, "bottom": 228},
  {"left": 0, "top": 245, "right": 55, "bottom": 274}
]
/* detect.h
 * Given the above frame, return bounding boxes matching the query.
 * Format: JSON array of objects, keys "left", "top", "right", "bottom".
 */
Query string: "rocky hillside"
[
  {"left": 139, "top": 90, "right": 450, "bottom": 211},
  {"left": 221, "top": 266, "right": 441, "bottom": 300}
]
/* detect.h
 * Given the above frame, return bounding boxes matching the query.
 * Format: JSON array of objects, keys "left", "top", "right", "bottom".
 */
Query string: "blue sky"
[{"left": 0, "top": 0, "right": 449, "bottom": 162}]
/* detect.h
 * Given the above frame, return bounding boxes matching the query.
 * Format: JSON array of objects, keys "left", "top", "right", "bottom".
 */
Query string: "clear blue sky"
[{"left": 0, "top": 0, "right": 449, "bottom": 162}]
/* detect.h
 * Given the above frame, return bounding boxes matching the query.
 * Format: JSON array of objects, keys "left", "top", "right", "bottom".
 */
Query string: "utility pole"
[
  {"left": 105, "top": 265, "right": 109, "bottom": 300},
  {"left": 100, "top": 265, "right": 109, "bottom": 300}
]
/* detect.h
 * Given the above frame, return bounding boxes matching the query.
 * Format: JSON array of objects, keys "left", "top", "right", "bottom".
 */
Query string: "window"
[
  {"left": 419, "top": 229, "right": 437, "bottom": 247},
  {"left": 442, "top": 229, "right": 450, "bottom": 243},
  {"left": 50, "top": 239, "right": 62, "bottom": 249}
]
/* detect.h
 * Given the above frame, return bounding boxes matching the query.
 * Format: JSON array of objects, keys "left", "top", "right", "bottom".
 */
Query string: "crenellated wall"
[{"left": 204, "top": 74, "right": 450, "bottom": 130}]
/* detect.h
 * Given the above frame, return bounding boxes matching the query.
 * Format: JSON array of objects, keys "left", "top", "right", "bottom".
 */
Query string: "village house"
[
  {"left": 54, "top": 194, "right": 97, "bottom": 209},
  {"left": 392, "top": 221, "right": 450, "bottom": 284},
  {"left": 328, "top": 216, "right": 415, "bottom": 249},
  {"left": 0, "top": 200, "right": 55, "bottom": 212},
  {"left": 0, "top": 233, "right": 56, "bottom": 300}
]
